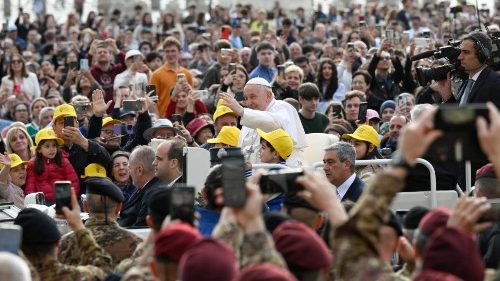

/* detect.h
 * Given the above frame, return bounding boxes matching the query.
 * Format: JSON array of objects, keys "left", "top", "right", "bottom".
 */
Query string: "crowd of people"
[{"left": 0, "top": 0, "right": 500, "bottom": 280}]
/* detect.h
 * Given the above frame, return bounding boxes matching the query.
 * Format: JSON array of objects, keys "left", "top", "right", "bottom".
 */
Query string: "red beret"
[
  {"left": 418, "top": 208, "right": 452, "bottom": 236},
  {"left": 272, "top": 220, "right": 332, "bottom": 270},
  {"left": 413, "top": 269, "right": 466, "bottom": 281},
  {"left": 236, "top": 263, "right": 298, "bottom": 281},
  {"left": 154, "top": 223, "right": 202, "bottom": 262},
  {"left": 421, "top": 228, "right": 484, "bottom": 281},
  {"left": 178, "top": 239, "right": 237, "bottom": 281},
  {"left": 476, "top": 163, "right": 496, "bottom": 179}
]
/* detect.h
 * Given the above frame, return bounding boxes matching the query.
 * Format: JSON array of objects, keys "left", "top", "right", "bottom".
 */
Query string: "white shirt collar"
[
  {"left": 167, "top": 175, "right": 182, "bottom": 187},
  {"left": 470, "top": 65, "right": 487, "bottom": 81},
  {"left": 336, "top": 173, "right": 356, "bottom": 201}
]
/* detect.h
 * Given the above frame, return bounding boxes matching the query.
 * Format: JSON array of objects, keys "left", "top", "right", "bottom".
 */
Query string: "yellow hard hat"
[
  {"left": 213, "top": 99, "right": 237, "bottom": 122},
  {"left": 81, "top": 163, "right": 108, "bottom": 179},
  {"left": 35, "top": 128, "right": 64, "bottom": 146},
  {"left": 257, "top": 128, "right": 294, "bottom": 160},
  {"left": 102, "top": 117, "right": 123, "bottom": 128},
  {"left": 54, "top": 104, "right": 77, "bottom": 120},
  {"left": 206, "top": 126, "right": 240, "bottom": 147},
  {"left": 342, "top": 125, "right": 381, "bottom": 147},
  {"left": 0, "top": 154, "right": 27, "bottom": 169}
]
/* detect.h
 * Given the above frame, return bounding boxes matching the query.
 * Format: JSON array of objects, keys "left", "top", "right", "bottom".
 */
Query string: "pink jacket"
[{"left": 25, "top": 153, "right": 80, "bottom": 202}]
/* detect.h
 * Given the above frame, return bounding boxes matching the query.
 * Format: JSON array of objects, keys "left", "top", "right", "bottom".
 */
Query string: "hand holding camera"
[{"left": 59, "top": 186, "right": 85, "bottom": 231}]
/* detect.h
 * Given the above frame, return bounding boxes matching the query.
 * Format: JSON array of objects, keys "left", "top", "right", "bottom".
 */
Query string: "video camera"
[{"left": 413, "top": 41, "right": 464, "bottom": 86}]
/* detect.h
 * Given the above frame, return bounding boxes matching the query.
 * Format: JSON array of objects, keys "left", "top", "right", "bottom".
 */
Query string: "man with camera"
[{"left": 436, "top": 31, "right": 500, "bottom": 107}]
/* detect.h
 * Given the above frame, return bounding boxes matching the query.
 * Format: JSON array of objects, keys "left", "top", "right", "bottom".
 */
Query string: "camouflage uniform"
[
  {"left": 212, "top": 221, "right": 287, "bottom": 269},
  {"left": 333, "top": 170, "right": 410, "bottom": 281},
  {"left": 34, "top": 229, "right": 113, "bottom": 281},
  {"left": 120, "top": 241, "right": 156, "bottom": 281},
  {"left": 19, "top": 251, "right": 40, "bottom": 281},
  {"left": 59, "top": 215, "right": 143, "bottom": 267}
]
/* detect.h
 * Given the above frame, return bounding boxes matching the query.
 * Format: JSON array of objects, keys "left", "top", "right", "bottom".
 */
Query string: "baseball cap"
[
  {"left": 102, "top": 117, "right": 123, "bottom": 128},
  {"left": 0, "top": 154, "right": 27, "bottom": 169},
  {"left": 366, "top": 109, "right": 381, "bottom": 122},
  {"left": 125, "top": 49, "right": 143, "bottom": 60},
  {"left": 257, "top": 128, "right": 294, "bottom": 160},
  {"left": 213, "top": 100, "right": 237, "bottom": 122},
  {"left": 35, "top": 128, "right": 64, "bottom": 146},
  {"left": 54, "top": 104, "right": 77, "bottom": 120},
  {"left": 207, "top": 126, "right": 240, "bottom": 147},
  {"left": 81, "top": 163, "right": 108, "bottom": 179},
  {"left": 342, "top": 124, "right": 381, "bottom": 147}
]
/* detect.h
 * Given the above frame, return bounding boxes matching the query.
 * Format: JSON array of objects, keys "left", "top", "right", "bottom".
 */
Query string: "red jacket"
[{"left": 25, "top": 153, "right": 80, "bottom": 202}]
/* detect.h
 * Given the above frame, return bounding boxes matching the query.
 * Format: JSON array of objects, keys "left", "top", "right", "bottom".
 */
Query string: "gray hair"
[
  {"left": 324, "top": 142, "right": 356, "bottom": 173},
  {"left": 38, "top": 106, "right": 55, "bottom": 122},
  {"left": 0, "top": 252, "right": 32, "bottom": 281},
  {"left": 130, "top": 145, "right": 155, "bottom": 173},
  {"left": 410, "top": 104, "right": 434, "bottom": 121}
]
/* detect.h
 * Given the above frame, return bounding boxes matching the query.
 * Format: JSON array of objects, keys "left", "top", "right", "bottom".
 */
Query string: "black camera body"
[
  {"left": 259, "top": 169, "right": 304, "bottom": 194},
  {"left": 414, "top": 43, "right": 464, "bottom": 86}
]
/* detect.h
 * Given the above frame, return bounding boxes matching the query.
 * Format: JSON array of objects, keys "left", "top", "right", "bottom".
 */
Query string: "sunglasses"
[{"left": 11, "top": 60, "right": 23, "bottom": 64}]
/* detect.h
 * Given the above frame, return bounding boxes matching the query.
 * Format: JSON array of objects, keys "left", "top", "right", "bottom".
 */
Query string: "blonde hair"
[
  {"left": 4, "top": 127, "right": 34, "bottom": 157},
  {"left": 285, "top": 65, "right": 304, "bottom": 82}
]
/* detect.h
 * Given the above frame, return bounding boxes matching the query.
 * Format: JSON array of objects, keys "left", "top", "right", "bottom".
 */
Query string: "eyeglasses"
[
  {"left": 381, "top": 56, "right": 392, "bottom": 61},
  {"left": 11, "top": 60, "right": 23, "bottom": 64},
  {"left": 15, "top": 109, "right": 28, "bottom": 113}
]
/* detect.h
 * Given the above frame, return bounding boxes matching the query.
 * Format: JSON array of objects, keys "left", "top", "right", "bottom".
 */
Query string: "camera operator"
[{"left": 435, "top": 31, "right": 500, "bottom": 107}]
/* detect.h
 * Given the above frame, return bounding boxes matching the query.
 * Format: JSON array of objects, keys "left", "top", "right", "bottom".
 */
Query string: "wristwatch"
[{"left": 391, "top": 152, "right": 415, "bottom": 170}]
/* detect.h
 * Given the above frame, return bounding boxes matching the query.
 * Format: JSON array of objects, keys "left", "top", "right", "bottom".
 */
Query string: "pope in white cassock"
[{"left": 220, "top": 77, "right": 307, "bottom": 167}]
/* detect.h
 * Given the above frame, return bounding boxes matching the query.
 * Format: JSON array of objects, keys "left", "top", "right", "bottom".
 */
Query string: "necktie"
[{"left": 460, "top": 79, "right": 475, "bottom": 105}]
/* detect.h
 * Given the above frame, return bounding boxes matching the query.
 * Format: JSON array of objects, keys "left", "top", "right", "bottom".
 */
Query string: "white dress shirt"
[{"left": 336, "top": 173, "right": 356, "bottom": 201}]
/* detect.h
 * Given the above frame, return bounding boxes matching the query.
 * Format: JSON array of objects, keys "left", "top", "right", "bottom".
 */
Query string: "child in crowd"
[{"left": 25, "top": 128, "right": 80, "bottom": 205}]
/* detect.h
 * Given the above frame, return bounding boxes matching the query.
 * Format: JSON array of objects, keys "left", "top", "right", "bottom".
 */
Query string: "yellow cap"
[
  {"left": 342, "top": 125, "right": 380, "bottom": 147},
  {"left": 54, "top": 104, "right": 77, "bottom": 120},
  {"left": 81, "top": 163, "right": 108, "bottom": 179},
  {"left": 0, "top": 154, "right": 27, "bottom": 169},
  {"left": 102, "top": 117, "right": 123, "bottom": 128},
  {"left": 213, "top": 99, "right": 237, "bottom": 122},
  {"left": 206, "top": 126, "right": 240, "bottom": 147},
  {"left": 257, "top": 128, "right": 294, "bottom": 160},
  {"left": 35, "top": 128, "right": 64, "bottom": 146}
]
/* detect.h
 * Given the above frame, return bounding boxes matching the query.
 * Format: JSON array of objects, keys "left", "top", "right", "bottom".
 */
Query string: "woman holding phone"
[
  {"left": 166, "top": 81, "right": 208, "bottom": 126},
  {"left": 218, "top": 64, "right": 248, "bottom": 102}
]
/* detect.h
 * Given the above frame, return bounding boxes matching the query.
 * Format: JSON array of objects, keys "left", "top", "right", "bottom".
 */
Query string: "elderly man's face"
[{"left": 243, "top": 84, "right": 272, "bottom": 111}]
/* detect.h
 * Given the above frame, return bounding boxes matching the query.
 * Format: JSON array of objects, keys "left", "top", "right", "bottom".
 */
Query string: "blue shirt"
[
  {"left": 249, "top": 65, "right": 277, "bottom": 83},
  {"left": 229, "top": 35, "right": 243, "bottom": 49},
  {"left": 196, "top": 206, "right": 221, "bottom": 237}
]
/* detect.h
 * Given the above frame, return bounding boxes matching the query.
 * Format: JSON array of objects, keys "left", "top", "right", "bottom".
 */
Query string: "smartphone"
[
  {"left": 221, "top": 155, "right": 246, "bottom": 208},
  {"left": 74, "top": 104, "right": 88, "bottom": 115},
  {"left": 415, "top": 37, "right": 429, "bottom": 47},
  {"left": 169, "top": 186, "right": 195, "bottom": 225},
  {"left": 347, "top": 42, "right": 355, "bottom": 52},
  {"left": 0, "top": 225, "right": 22, "bottom": 254},
  {"left": 170, "top": 114, "right": 183, "bottom": 125},
  {"left": 385, "top": 29, "right": 394, "bottom": 40},
  {"left": 64, "top": 116, "right": 75, "bottom": 127},
  {"left": 125, "top": 124, "right": 134, "bottom": 135},
  {"left": 330, "top": 37, "right": 339, "bottom": 48},
  {"left": 332, "top": 103, "right": 343, "bottom": 117},
  {"left": 479, "top": 199, "right": 500, "bottom": 222},
  {"left": 431, "top": 104, "right": 489, "bottom": 162},
  {"left": 2, "top": 23, "right": 7, "bottom": 32},
  {"left": 145, "top": 84, "right": 157, "bottom": 97},
  {"left": 122, "top": 100, "right": 142, "bottom": 112},
  {"left": 359, "top": 21, "right": 367, "bottom": 27},
  {"left": 55, "top": 181, "right": 72, "bottom": 215},
  {"left": 228, "top": 63, "right": 236, "bottom": 73},
  {"left": 358, "top": 102, "right": 368, "bottom": 123},
  {"left": 192, "top": 90, "right": 209, "bottom": 101},
  {"left": 221, "top": 26, "right": 231, "bottom": 40},
  {"left": 398, "top": 95, "right": 408, "bottom": 107},
  {"left": 263, "top": 22, "right": 269, "bottom": 33},
  {"left": 99, "top": 41, "right": 109, "bottom": 49},
  {"left": 80, "top": 59, "right": 89, "bottom": 71},
  {"left": 113, "top": 124, "right": 122, "bottom": 136},
  {"left": 69, "top": 61, "right": 79, "bottom": 70},
  {"left": 259, "top": 169, "right": 304, "bottom": 194},
  {"left": 176, "top": 73, "right": 185, "bottom": 82},
  {"left": 422, "top": 31, "right": 431, "bottom": 38},
  {"left": 277, "top": 65, "right": 285, "bottom": 77}
]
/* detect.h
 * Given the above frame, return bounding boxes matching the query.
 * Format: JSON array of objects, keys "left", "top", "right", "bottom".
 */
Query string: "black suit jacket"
[
  {"left": 341, "top": 176, "right": 365, "bottom": 203},
  {"left": 451, "top": 66, "right": 500, "bottom": 108},
  {"left": 119, "top": 177, "right": 165, "bottom": 227}
]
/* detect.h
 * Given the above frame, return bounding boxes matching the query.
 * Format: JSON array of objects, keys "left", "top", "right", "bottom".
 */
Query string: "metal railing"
[{"left": 313, "top": 158, "right": 439, "bottom": 207}]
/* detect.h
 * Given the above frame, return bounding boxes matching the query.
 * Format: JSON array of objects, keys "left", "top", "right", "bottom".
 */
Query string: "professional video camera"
[
  {"left": 489, "top": 32, "right": 500, "bottom": 71},
  {"left": 412, "top": 40, "right": 465, "bottom": 86}
]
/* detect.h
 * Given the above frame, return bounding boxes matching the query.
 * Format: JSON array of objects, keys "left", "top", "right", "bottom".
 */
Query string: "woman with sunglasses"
[{"left": 0, "top": 54, "right": 41, "bottom": 102}]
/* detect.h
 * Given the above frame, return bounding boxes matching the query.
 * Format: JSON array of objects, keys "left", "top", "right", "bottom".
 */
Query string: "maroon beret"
[
  {"left": 154, "top": 223, "right": 202, "bottom": 262},
  {"left": 178, "top": 238, "right": 237, "bottom": 281},
  {"left": 421, "top": 228, "right": 484, "bottom": 281},
  {"left": 272, "top": 220, "right": 332, "bottom": 270},
  {"left": 413, "top": 269, "right": 466, "bottom": 281},
  {"left": 236, "top": 263, "right": 298, "bottom": 281},
  {"left": 476, "top": 163, "right": 496, "bottom": 179},
  {"left": 418, "top": 208, "right": 452, "bottom": 236}
]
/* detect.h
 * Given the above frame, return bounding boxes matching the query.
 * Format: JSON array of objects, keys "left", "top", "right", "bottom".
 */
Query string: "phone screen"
[
  {"left": 0, "top": 225, "right": 22, "bottom": 254},
  {"left": 69, "top": 61, "right": 79, "bottom": 70},
  {"left": 55, "top": 181, "right": 72, "bottom": 215},
  {"left": 113, "top": 124, "right": 122, "bottom": 136},
  {"left": 145, "top": 84, "right": 157, "bottom": 97},
  {"left": 80, "top": 59, "right": 89, "bottom": 71},
  {"left": 171, "top": 114, "right": 183, "bottom": 125},
  {"left": 221, "top": 155, "right": 246, "bottom": 207},
  {"left": 330, "top": 38, "right": 338, "bottom": 47},
  {"left": 122, "top": 100, "right": 141, "bottom": 112},
  {"left": 170, "top": 186, "right": 195, "bottom": 225},
  {"left": 64, "top": 116, "right": 75, "bottom": 128},
  {"left": 358, "top": 102, "right": 368, "bottom": 123}
]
